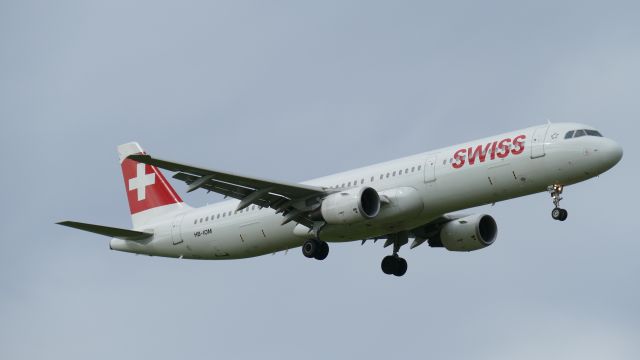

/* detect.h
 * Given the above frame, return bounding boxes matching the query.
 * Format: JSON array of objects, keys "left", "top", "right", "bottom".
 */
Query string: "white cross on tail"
[{"left": 128, "top": 163, "right": 156, "bottom": 201}]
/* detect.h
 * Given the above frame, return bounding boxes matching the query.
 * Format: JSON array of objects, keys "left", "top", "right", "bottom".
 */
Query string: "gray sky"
[{"left": 1, "top": 1, "right": 639, "bottom": 359}]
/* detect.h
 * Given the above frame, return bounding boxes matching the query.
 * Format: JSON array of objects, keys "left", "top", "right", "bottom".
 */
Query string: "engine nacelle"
[
  {"left": 320, "top": 187, "right": 381, "bottom": 225},
  {"left": 439, "top": 214, "right": 497, "bottom": 252}
]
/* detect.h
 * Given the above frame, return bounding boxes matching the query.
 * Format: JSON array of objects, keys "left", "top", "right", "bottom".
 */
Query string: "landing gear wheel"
[
  {"left": 552, "top": 208, "right": 569, "bottom": 221},
  {"left": 314, "top": 241, "right": 329, "bottom": 260},
  {"left": 559, "top": 209, "right": 568, "bottom": 221},
  {"left": 381, "top": 256, "right": 408, "bottom": 277},
  {"left": 381, "top": 256, "right": 397, "bottom": 275},
  {"left": 394, "top": 257, "right": 408, "bottom": 277},
  {"left": 302, "top": 239, "right": 329, "bottom": 260},
  {"left": 302, "top": 239, "right": 319, "bottom": 258}
]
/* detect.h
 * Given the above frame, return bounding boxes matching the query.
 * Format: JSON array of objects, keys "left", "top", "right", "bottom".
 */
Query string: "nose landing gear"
[{"left": 548, "top": 185, "right": 568, "bottom": 221}]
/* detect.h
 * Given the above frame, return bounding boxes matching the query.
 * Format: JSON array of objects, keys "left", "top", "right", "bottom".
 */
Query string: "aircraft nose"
[{"left": 601, "top": 138, "right": 623, "bottom": 167}]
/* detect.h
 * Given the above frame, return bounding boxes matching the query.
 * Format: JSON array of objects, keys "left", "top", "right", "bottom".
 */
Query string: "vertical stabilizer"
[{"left": 117, "top": 142, "right": 187, "bottom": 228}]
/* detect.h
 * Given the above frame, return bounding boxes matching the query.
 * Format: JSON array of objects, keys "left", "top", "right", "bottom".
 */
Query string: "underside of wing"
[{"left": 361, "top": 214, "right": 464, "bottom": 249}]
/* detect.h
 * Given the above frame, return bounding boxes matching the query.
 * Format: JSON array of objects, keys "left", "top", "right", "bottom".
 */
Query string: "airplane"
[{"left": 58, "top": 123, "right": 623, "bottom": 276}]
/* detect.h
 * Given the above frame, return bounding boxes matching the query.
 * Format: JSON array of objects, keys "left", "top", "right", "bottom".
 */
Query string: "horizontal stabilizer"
[{"left": 57, "top": 221, "right": 153, "bottom": 241}]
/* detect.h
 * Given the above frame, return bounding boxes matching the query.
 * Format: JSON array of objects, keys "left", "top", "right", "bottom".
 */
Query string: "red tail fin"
[{"left": 118, "top": 142, "right": 185, "bottom": 227}]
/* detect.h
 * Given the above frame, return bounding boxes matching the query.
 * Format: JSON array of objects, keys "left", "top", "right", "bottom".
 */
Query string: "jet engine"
[
  {"left": 437, "top": 214, "right": 497, "bottom": 252},
  {"left": 319, "top": 187, "right": 381, "bottom": 225}
]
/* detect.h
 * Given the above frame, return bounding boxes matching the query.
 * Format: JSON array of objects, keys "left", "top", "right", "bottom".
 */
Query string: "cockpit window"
[{"left": 564, "top": 128, "right": 604, "bottom": 139}]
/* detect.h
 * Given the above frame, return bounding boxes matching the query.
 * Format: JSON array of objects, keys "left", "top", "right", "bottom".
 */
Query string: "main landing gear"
[
  {"left": 548, "top": 184, "right": 568, "bottom": 222},
  {"left": 381, "top": 232, "right": 408, "bottom": 277},
  {"left": 381, "top": 255, "right": 407, "bottom": 277},
  {"left": 302, "top": 239, "right": 329, "bottom": 260}
]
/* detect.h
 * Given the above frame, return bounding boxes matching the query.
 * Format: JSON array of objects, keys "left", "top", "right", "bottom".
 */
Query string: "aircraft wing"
[
  {"left": 362, "top": 214, "right": 465, "bottom": 249},
  {"left": 128, "top": 154, "right": 329, "bottom": 228}
]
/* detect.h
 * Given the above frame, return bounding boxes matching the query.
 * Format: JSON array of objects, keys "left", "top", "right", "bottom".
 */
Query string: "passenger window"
[
  {"left": 418, "top": 165, "right": 422, "bottom": 171},
  {"left": 199, "top": 218, "right": 203, "bottom": 223},
  {"left": 411, "top": 167, "right": 415, "bottom": 172},
  {"left": 370, "top": 176, "right": 374, "bottom": 182},
  {"left": 205, "top": 216, "right": 209, "bottom": 221},
  {"left": 361, "top": 179, "right": 364, "bottom": 184},
  {"left": 380, "top": 174, "right": 383, "bottom": 180},
  {"left": 392, "top": 171, "right": 396, "bottom": 176},
  {"left": 341, "top": 183, "right": 345, "bottom": 188},
  {"left": 386, "top": 173, "right": 390, "bottom": 178},
  {"left": 574, "top": 129, "right": 586, "bottom": 138},
  {"left": 217, "top": 214, "right": 220, "bottom": 219},
  {"left": 194, "top": 219, "right": 197, "bottom": 225}
]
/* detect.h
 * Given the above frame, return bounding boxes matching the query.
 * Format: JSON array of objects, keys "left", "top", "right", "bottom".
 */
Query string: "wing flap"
[
  {"left": 57, "top": 221, "right": 153, "bottom": 241},
  {"left": 172, "top": 172, "right": 283, "bottom": 208}
]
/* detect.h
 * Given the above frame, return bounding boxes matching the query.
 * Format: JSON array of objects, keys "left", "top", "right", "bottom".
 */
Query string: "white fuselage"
[{"left": 110, "top": 122, "right": 623, "bottom": 260}]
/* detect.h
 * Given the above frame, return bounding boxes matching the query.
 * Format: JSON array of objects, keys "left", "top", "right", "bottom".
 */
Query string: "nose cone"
[
  {"left": 603, "top": 139, "right": 623, "bottom": 166},
  {"left": 597, "top": 138, "right": 623, "bottom": 171}
]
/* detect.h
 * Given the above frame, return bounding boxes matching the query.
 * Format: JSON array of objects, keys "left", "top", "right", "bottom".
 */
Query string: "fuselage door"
[
  {"left": 171, "top": 214, "right": 185, "bottom": 245},
  {"left": 424, "top": 155, "right": 437, "bottom": 183},
  {"left": 531, "top": 124, "right": 550, "bottom": 159}
]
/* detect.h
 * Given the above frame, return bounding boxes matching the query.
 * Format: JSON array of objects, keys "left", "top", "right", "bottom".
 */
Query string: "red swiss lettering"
[
  {"left": 511, "top": 134, "right": 526, "bottom": 155},
  {"left": 452, "top": 149, "right": 466, "bottom": 169},
  {"left": 490, "top": 141, "right": 498, "bottom": 160},
  {"left": 451, "top": 134, "right": 526, "bottom": 169},
  {"left": 496, "top": 138, "right": 512, "bottom": 159},
  {"left": 467, "top": 143, "right": 492, "bottom": 165}
]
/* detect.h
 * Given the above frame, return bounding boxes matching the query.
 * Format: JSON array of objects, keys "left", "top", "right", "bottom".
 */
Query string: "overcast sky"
[{"left": 1, "top": 1, "right": 639, "bottom": 359}]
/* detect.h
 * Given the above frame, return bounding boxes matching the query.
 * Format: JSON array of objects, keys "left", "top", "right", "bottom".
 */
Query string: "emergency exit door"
[{"left": 424, "top": 155, "right": 437, "bottom": 183}]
